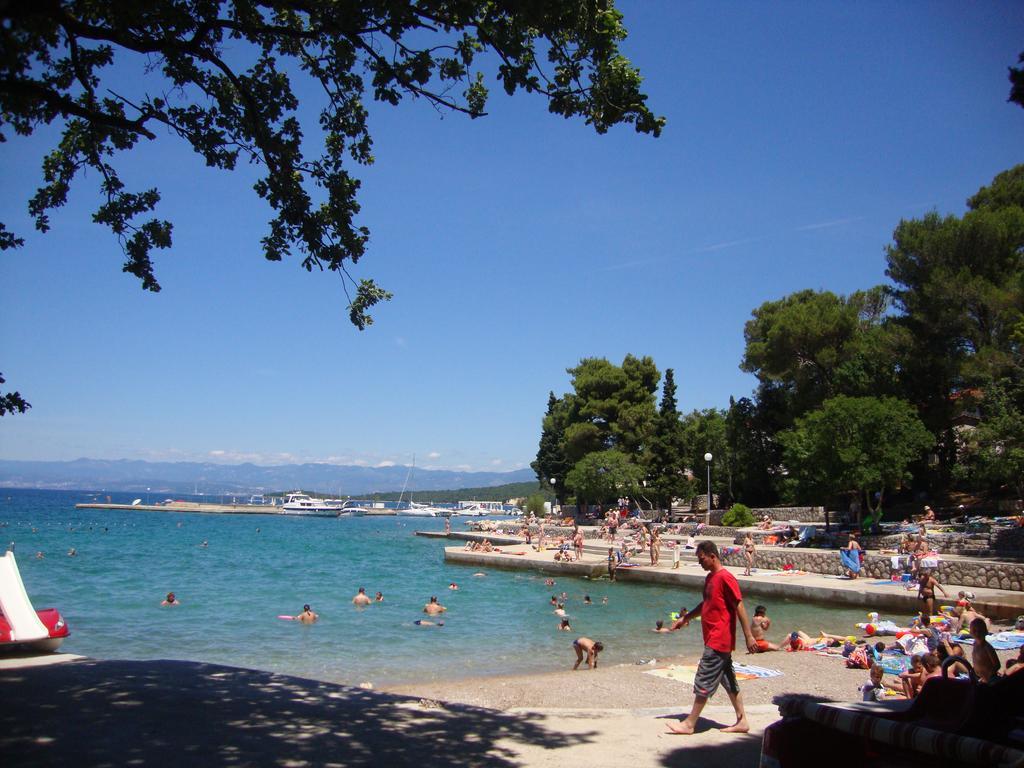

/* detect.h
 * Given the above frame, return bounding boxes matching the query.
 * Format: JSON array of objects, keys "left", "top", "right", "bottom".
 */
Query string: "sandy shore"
[
  {"left": 3, "top": 641, "right": 1019, "bottom": 768},
  {"left": 382, "top": 643, "right": 1020, "bottom": 710}
]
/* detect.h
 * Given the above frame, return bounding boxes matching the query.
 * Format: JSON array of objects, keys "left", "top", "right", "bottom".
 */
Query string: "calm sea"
[{"left": 2, "top": 489, "right": 872, "bottom": 687}]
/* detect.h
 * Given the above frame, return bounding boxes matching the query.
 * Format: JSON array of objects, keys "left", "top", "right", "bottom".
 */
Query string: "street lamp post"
[
  {"left": 704, "top": 453, "right": 713, "bottom": 522},
  {"left": 549, "top": 477, "right": 557, "bottom": 518}
]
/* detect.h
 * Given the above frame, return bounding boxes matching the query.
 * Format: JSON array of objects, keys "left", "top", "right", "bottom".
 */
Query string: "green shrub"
[
  {"left": 722, "top": 503, "right": 754, "bottom": 527},
  {"left": 525, "top": 493, "right": 548, "bottom": 516}
]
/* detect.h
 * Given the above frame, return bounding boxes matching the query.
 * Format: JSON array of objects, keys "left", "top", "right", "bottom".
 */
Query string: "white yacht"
[
  {"left": 333, "top": 500, "right": 369, "bottom": 517},
  {"left": 395, "top": 502, "right": 440, "bottom": 517},
  {"left": 281, "top": 493, "right": 341, "bottom": 515}
]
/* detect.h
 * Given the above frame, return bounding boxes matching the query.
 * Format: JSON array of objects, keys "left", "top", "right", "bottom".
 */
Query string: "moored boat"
[{"left": 281, "top": 492, "right": 342, "bottom": 514}]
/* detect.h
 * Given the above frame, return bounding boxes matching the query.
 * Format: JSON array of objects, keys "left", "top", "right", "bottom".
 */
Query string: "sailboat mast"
[{"left": 397, "top": 454, "right": 415, "bottom": 508}]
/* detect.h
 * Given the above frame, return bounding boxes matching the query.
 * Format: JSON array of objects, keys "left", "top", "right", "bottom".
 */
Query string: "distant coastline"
[{"left": 0, "top": 458, "right": 534, "bottom": 496}]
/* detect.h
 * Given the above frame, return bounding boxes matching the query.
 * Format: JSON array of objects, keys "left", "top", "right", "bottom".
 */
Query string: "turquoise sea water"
[{"left": 3, "top": 489, "right": 873, "bottom": 687}]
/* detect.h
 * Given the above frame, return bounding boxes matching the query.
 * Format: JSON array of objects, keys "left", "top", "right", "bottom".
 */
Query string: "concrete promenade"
[{"left": 440, "top": 533, "right": 1024, "bottom": 620}]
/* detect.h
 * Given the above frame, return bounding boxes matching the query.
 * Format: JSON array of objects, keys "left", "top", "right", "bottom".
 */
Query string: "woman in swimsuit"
[
  {"left": 917, "top": 569, "right": 946, "bottom": 617},
  {"left": 743, "top": 534, "right": 755, "bottom": 576}
]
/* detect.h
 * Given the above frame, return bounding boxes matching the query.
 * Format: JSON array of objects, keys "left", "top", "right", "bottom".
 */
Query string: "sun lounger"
[{"left": 783, "top": 526, "right": 815, "bottom": 547}]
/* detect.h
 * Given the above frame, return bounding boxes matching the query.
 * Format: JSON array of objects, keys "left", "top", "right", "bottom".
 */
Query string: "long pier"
[
  {"left": 75, "top": 501, "right": 310, "bottom": 516},
  {"left": 74, "top": 500, "right": 402, "bottom": 516},
  {"left": 427, "top": 532, "right": 1024, "bottom": 620}
]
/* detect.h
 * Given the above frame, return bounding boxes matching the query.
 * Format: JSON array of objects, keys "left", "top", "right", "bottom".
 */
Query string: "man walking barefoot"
[{"left": 667, "top": 540, "right": 758, "bottom": 734}]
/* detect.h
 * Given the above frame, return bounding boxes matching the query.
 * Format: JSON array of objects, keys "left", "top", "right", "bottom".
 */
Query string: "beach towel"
[
  {"left": 644, "top": 664, "right": 697, "bottom": 684},
  {"left": 878, "top": 655, "right": 912, "bottom": 676},
  {"left": 732, "top": 662, "right": 783, "bottom": 678},
  {"left": 994, "top": 631, "right": 1024, "bottom": 646},
  {"left": 988, "top": 637, "right": 1024, "bottom": 650},
  {"left": 644, "top": 664, "right": 759, "bottom": 684},
  {"left": 897, "top": 634, "right": 929, "bottom": 656},
  {"left": 839, "top": 548, "right": 861, "bottom": 574},
  {"left": 869, "top": 580, "right": 904, "bottom": 587}
]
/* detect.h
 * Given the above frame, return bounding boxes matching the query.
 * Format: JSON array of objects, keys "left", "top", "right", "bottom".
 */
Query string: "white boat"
[
  {"left": 332, "top": 500, "right": 369, "bottom": 517},
  {"left": 396, "top": 502, "right": 440, "bottom": 517},
  {"left": 281, "top": 493, "right": 341, "bottom": 514}
]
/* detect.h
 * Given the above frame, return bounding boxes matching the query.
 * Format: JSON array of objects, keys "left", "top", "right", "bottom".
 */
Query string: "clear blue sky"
[{"left": 1, "top": 1, "right": 1022, "bottom": 473}]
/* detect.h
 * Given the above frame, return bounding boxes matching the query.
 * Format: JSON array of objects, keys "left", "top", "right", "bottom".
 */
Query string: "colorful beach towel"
[
  {"left": 732, "top": 662, "right": 783, "bottom": 678},
  {"left": 839, "top": 548, "right": 861, "bottom": 574}
]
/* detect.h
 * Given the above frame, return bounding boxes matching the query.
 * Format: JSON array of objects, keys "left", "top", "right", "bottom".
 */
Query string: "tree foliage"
[
  {"left": 725, "top": 395, "right": 779, "bottom": 506},
  {"left": 721, "top": 503, "right": 753, "bottom": 527},
  {"left": 884, "top": 165, "right": 1024, "bottom": 483},
  {"left": 531, "top": 391, "right": 570, "bottom": 496},
  {"left": 646, "top": 368, "right": 690, "bottom": 509},
  {"left": 778, "top": 395, "right": 933, "bottom": 517},
  {"left": 564, "top": 448, "right": 642, "bottom": 506},
  {"left": 0, "top": 372, "right": 31, "bottom": 416},
  {"left": 741, "top": 287, "right": 895, "bottom": 417},
  {"left": 680, "top": 407, "right": 727, "bottom": 504},
  {"left": 560, "top": 354, "right": 659, "bottom": 463},
  {"left": 0, "top": 0, "right": 664, "bottom": 330}
]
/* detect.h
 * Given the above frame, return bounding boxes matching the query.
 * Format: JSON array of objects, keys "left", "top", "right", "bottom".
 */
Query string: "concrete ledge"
[{"left": 444, "top": 549, "right": 605, "bottom": 578}]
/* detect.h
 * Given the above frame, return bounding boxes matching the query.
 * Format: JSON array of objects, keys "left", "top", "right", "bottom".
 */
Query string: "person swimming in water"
[
  {"left": 423, "top": 596, "right": 447, "bottom": 615},
  {"left": 352, "top": 587, "right": 372, "bottom": 606},
  {"left": 296, "top": 604, "right": 318, "bottom": 623},
  {"left": 161, "top": 592, "right": 179, "bottom": 606}
]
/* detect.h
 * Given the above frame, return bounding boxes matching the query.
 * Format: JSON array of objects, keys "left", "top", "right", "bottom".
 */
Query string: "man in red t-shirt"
[{"left": 667, "top": 540, "right": 757, "bottom": 735}]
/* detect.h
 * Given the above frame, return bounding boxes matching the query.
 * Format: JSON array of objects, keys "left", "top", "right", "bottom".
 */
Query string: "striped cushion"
[{"left": 780, "top": 698, "right": 1024, "bottom": 767}]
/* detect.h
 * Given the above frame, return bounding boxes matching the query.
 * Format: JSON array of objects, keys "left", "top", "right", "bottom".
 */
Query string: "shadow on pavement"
[
  {"left": 0, "top": 659, "right": 596, "bottom": 766},
  {"left": 661, "top": 732, "right": 763, "bottom": 766}
]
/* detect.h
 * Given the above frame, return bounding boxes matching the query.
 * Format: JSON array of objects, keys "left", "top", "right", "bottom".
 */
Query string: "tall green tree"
[
  {"left": 958, "top": 379, "right": 1024, "bottom": 499},
  {"left": 680, "top": 407, "right": 728, "bottom": 508},
  {"left": 646, "top": 368, "right": 690, "bottom": 509},
  {"left": 885, "top": 165, "right": 1024, "bottom": 486},
  {"left": 778, "top": 395, "right": 934, "bottom": 523},
  {"left": 560, "top": 354, "right": 659, "bottom": 464},
  {"left": 565, "top": 448, "right": 643, "bottom": 508},
  {"left": 741, "top": 287, "right": 895, "bottom": 419},
  {"left": 725, "top": 395, "right": 778, "bottom": 506},
  {"left": 531, "top": 391, "right": 570, "bottom": 497}
]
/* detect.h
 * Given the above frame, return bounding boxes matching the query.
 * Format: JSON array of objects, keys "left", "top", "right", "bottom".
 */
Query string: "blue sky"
[{"left": 1, "top": 1, "right": 1023, "bottom": 474}]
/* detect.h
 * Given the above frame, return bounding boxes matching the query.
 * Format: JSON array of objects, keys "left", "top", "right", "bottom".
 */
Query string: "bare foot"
[
  {"left": 720, "top": 719, "right": 749, "bottom": 733},
  {"left": 666, "top": 720, "right": 696, "bottom": 735}
]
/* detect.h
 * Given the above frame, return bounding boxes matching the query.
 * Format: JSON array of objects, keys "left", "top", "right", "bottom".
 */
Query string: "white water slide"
[{"left": 0, "top": 551, "right": 48, "bottom": 642}]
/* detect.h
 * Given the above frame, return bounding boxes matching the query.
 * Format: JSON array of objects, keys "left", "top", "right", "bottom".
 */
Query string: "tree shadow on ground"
[
  {"left": 660, "top": 733, "right": 763, "bottom": 767},
  {"left": 0, "top": 659, "right": 597, "bottom": 766}
]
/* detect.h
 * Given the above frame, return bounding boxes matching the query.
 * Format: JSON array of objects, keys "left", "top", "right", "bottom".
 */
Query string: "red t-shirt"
[{"left": 701, "top": 567, "right": 742, "bottom": 653}]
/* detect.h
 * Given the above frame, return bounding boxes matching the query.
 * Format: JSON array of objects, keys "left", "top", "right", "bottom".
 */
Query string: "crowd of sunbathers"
[{"left": 740, "top": 596, "right": 1023, "bottom": 704}]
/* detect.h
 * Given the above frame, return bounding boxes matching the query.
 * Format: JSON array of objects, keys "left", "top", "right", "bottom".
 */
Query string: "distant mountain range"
[{"left": 0, "top": 458, "right": 536, "bottom": 496}]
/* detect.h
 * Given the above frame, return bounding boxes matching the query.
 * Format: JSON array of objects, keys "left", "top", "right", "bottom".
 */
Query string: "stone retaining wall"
[{"left": 716, "top": 547, "right": 1024, "bottom": 591}]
